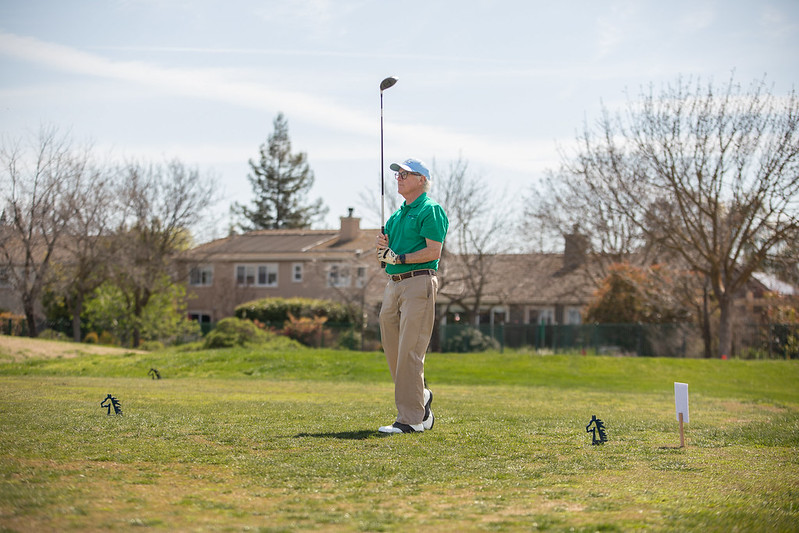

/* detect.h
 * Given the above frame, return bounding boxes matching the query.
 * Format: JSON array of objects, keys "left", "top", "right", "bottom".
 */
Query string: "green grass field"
[{"left": 0, "top": 337, "right": 797, "bottom": 532}]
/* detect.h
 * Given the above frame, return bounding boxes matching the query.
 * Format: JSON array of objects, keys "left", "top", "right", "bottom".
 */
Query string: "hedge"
[{"left": 234, "top": 297, "right": 354, "bottom": 325}]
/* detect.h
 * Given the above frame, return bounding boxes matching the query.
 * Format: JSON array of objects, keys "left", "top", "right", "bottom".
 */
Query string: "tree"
[
  {"left": 113, "top": 159, "right": 214, "bottom": 347},
  {"left": 584, "top": 263, "right": 693, "bottom": 324},
  {"left": 529, "top": 75, "right": 799, "bottom": 357},
  {"left": 84, "top": 275, "right": 200, "bottom": 347},
  {"left": 0, "top": 128, "right": 86, "bottom": 337},
  {"left": 235, "top": 113, "right": 327, "bottom": 230},
  {"left": 47, "top": 163, "right": 118, "bottom": 341},
  {"left": 433, "top": 158, "right": 520, "bottom": 326}
]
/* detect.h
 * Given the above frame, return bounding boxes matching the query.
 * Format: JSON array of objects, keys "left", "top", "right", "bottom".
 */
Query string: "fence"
[
  {"left": 227, "top": 321, "right": 797, "bottom": 358},
  {"left": 3, "top": 317, "right": 797, "bottom": 358},
  {"left": 440, "top": 323, "right": 692, "bottom": 357},
  {"left": 438, "top": 322, "right": 799, "bottom": 358}
]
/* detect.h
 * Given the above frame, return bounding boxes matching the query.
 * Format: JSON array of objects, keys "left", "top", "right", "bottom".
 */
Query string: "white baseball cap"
[{"left": 390, "top": 158, "right": 430, "bottom": 180}]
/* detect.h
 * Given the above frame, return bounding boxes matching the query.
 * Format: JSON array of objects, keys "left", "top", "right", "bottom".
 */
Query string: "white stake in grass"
[{"left": 674, "top": 382, "right": 689, "bottom": 447}]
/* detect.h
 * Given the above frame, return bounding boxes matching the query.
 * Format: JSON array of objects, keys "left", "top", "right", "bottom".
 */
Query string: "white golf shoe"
[
  {"left": 378, "top": 422, "right": 424, "bottom": 434},
  {"left": 422, "top": 388, "right": 434, "bottom": 430}
]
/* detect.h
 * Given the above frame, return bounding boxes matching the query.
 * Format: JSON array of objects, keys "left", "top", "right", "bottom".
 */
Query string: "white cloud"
[
  {"left": 677, "top": 5, "right": 716, "bottom": 33},
  {"left": 0, "top": 31, "right": 552, "bottom": 177},
  {"left": 760, "top": 5, "right": 799, "bottom": 40},
  {"left": 595, "top": 2, "right": 638, "bottom": 58},
  {"left": 0, "top": 31, "right": 373, "bottom": 130}
]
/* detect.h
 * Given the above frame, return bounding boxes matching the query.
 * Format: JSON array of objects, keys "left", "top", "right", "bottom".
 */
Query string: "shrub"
[
  {"left": 0, "top": 312, "right": 25, "bottom": 336},
  {"left": 235, "top": 297, "right": 354, "bottom": 325},
  {"left": 282, "top": 314, "right": 328, "bottom": 347},
  {"left": 38, "top": 329, "right": 69, "bottom": 341},
  {"left": 443, "top": 328, "right": 500, "bottom": 353},
  {"left": 337, "top": 328, "right": 361, "bottom": 350},
  {"left": 204, "top": 317, "right": 270, "bottom": 349},
  {"left": 98, "top": 331, "right": 117, "bottom": 346},
  {"left": 84, "top": 331, "right": 99, "bottom": 344},
  {"left": 140, "top": 340, "right": 165, "bottom": 352}
]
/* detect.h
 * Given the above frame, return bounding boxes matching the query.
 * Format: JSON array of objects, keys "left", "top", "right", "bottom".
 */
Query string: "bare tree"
[
  {"left": 529, "top": 75, "right": 799, "bottom": 357},
  {"left": 0, "top": 128, "right": 86, "bottom": 337},
  {"left": 113, "top": 159, "right": 215, "bottom": 347},
  {"left": 434, "top": 158, "right": 520, "bottom": 325},
  {"left": 47, "top": 162, "right": 118, "bottom": 341}
]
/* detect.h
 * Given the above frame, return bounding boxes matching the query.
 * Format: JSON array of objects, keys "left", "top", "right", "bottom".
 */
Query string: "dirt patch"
[{"left": 0, "top": 334, "right": 144, "bottom": 362}]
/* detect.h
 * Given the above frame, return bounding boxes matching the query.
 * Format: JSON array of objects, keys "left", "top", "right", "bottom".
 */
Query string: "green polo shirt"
[{"left": 384, "top": 193, "right": 449, "bottom": 275}]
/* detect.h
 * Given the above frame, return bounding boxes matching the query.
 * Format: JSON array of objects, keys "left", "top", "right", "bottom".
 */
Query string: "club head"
[{"left": 380, "top": 76, "right": 398, "bottom": 92}]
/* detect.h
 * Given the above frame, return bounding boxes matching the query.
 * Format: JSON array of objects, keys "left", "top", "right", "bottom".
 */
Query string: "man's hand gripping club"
[{"left": 376, "top": 233, "right": 402, "bottom": 265}]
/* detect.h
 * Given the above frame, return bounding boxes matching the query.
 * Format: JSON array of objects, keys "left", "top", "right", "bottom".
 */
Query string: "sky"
[{"left": 1, "top": 0, "right": 797, "bottom": 238}]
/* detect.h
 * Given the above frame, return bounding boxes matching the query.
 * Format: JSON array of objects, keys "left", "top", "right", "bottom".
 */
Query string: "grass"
[{"left": 0, "top": 337, "right": 797, "bottom": 531}]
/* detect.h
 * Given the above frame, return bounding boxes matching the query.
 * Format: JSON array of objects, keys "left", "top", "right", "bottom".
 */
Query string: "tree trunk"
[
  {"left": 23, "top": 298, "right": 38, "bottom": 338},
  {"left": 71, "top": 297, "right": 83, "bottom": 342},
  {"left": 132, "top": 321, "right": 142, "bottom": 348},
  {"left": 702, "top": 282, "right": 713, "bottom": 358},
  {"left": 132, "top": 295, "right": 145, "bottom": 348},
  {"left": 717, "top": 295, "right": 733, "bottom": 358}
]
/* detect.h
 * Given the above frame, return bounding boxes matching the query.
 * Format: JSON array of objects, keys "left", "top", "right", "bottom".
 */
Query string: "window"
[
  {"left": 257, "top": 265, "right": 277, "bottom": 286},
  {"left": 491, "top": 307, "right": 507, "bottom": 325},
  {"left": 188, "top": 312, "right": 212, "bottom": 323},
  {"left": 538, "top": 308, "right": 555, "bottom": 325},
  {"left": 566, "top": 307, "right": 582, "bottom": 325},
  {"left": 189, "top": 265, "right": 213, "bottom": 286},
  {"left": 355, "top": 266, "right": 366, "bottom": 288},
  {"left": 236, "top": 264, "right": 278, "bottom": 287},
  {"left": 327, "top": 264, "right": 351, "bottom": 288},
  {"left": 292, "top": 263, "right": 303, "bottom": 283}
]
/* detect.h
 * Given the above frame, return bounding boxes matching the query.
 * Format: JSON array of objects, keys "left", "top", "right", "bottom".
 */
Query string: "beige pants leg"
[{"left": 379, "top": 274, "right": 438, "bottom": 425}]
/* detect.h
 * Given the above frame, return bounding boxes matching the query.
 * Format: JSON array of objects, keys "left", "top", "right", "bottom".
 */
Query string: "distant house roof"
[
  {"left": 439, "top": 253, "right": 596, "bottom": 308},
  {"left": 752, "top": 272, "right": 797, "bottom": 296},
  {"left": 184, "top": 225, "right": 381, "bottom": 262}
]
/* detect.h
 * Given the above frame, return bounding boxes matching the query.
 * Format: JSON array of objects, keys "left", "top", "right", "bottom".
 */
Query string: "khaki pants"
[{"left": 379, "top": 273, "right": 438, "bottom": 425}]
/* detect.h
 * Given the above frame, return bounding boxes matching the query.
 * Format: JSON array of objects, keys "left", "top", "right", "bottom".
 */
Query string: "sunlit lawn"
[{"left": 0, "top": 339, "right": 797, "bottom": 531}]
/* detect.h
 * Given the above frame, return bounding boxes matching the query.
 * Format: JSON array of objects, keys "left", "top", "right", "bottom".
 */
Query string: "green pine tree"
[{"left": 236, "top": 113, "right": 328, "bottom": 230}]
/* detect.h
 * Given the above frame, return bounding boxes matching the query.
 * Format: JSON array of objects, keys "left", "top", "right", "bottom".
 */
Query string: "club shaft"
[{"left": 380, "top": 91, "right": 385, "bottom": 233}]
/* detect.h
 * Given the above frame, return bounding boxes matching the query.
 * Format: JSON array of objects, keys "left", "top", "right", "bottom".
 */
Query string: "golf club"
[{"left": 379, "top": 75, "right": 398, "bottom": 268}]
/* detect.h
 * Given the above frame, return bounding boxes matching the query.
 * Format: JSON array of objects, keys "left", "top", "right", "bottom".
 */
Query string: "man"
[{"left": 376, "top": 158, "right": 449, "bottom": 434}]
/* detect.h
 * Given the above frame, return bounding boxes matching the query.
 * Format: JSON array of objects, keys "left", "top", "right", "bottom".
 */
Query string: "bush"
[
  {"left": 337, "top": 328, "right": 361, "bottom": 350},
  {"left": 0, "top": 312, "right": 25, "bottom": 336},
  {"left": 140, "top": 340, "right": 165, "bottom": 352},
  {"left": 84, "top": 331, "right": 99, "bottom": 344},
  {"left": 98, "top": 331, "right": 117, "bottom": 346},
  {"left": 38, "top": 329, "right": 69, "bottom": 341},
  {"left": 282, "top": 314, "right": 328, "bottom": 347},
  {"left": 235, "top": 297, "right": 354, "bottom": 325},
  {"left": 203, "top": 317, "right": 271, "bottom": 349},
  {"left": 443, "top": 328, "right": 500, "bottom": 353}
]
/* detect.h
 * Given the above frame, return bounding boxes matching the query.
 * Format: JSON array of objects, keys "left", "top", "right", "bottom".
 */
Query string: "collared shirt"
[{"left": 385, "top": 192, "right": 448, "bottom": 275}]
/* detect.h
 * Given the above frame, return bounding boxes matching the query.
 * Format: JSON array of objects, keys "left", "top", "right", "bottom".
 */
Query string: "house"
[
  {"left": 437, "top": 252, "right": 594, "bottom": 327},
  {"left": 178, "top": 210, "right": 385, "bottom": 325},
  {"left": 179, "top": 214, "right": 598, "bottom": 329}
]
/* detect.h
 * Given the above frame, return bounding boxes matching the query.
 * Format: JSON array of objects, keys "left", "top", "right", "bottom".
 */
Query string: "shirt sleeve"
[{"left": 419, "top": 204, "right": 449, "bottom": 243}]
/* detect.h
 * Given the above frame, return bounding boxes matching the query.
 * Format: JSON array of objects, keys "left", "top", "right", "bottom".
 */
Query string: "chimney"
[
  {"left": 338, "top": 208, "right": 361, "bottom": 242},
  {"left": 563, "top": 226, "right": 588, "bottom": 271}
]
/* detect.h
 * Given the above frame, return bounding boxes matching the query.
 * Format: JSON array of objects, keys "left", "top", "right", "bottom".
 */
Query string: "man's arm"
[{"left": 399, "top": 238, "right": 442, "bottom": 264}]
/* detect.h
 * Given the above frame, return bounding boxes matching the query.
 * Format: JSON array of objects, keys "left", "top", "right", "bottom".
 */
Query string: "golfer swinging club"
[{"left": 376, "top": 158, "right": 448, "bottom": 434}]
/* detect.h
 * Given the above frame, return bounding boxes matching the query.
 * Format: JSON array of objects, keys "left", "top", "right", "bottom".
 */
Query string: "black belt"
[{"left": 389, "top": 269, "right": 435, "bottom": 282}]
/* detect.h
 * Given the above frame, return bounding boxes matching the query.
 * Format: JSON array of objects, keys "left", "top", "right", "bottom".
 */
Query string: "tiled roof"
[
  {"left": 185, "top": 227, "right": 381, "bottom": 259},
  {"left": 439, "top": 253, "right": 596, "bottom": 306}
]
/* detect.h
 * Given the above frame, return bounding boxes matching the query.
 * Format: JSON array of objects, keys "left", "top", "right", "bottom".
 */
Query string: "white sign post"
[{"left": 674, "top": 382, "right": 689, "bottom": 447}]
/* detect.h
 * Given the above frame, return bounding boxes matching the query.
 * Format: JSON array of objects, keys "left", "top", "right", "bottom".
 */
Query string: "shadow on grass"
[{"left": 294, "top": 429, "right": 377, "bottom": 440}]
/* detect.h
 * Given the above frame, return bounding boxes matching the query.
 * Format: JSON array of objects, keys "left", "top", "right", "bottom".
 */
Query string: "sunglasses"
[{"left": 395, "top": 171, "right": 422, "bottom": 180}]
